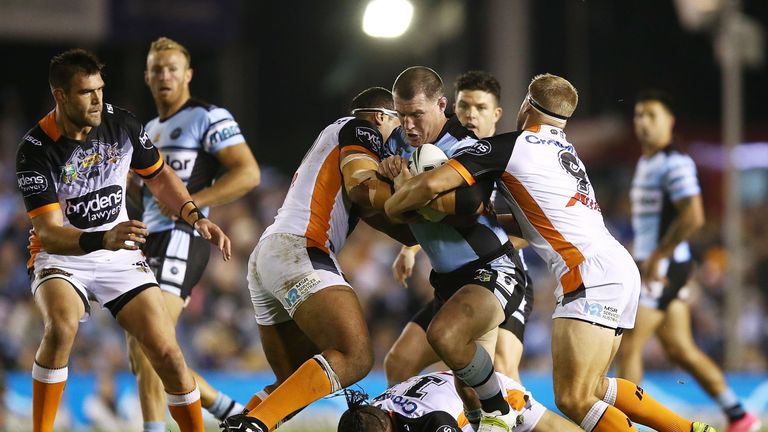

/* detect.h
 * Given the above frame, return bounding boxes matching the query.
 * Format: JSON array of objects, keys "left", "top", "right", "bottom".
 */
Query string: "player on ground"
[
  {"left": 338, "top": 370, "right": 581, "bottom": 432},
  {"left": 219, "top": 87, "right": 411, "bottom": 432},
  {"left": 16, "top": 49, "right": 231, "bottom": 432},
  {"left": 617, "top": 91, "right": 760, "bottom": 432},
  {"left": 385, "top": 73, "right": 717, "bottom": 432},
  {"left": 386, "top": 70, "right": 533, "bottom": 385},
  {"left": 125, "top": 37, "right": 258, "bottom": 431}
]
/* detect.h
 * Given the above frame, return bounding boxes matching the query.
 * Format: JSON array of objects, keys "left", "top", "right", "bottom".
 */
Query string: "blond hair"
[
  {"left": 528, "top": 73, "right": 578, "bottom": 119},
  {"left": 148, "top": 37, "right": 191, "bottom": 67}
]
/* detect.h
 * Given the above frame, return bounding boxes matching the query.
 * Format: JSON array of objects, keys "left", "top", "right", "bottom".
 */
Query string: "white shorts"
[
  {"left": 248, "top": 233, "right": 351, "bottom": 325},
  {"left": 552, "top": 245, "right": 640, "bottom": 329},
  {"left": 31, "top": 249, "right": 159, "bottom": 320}
]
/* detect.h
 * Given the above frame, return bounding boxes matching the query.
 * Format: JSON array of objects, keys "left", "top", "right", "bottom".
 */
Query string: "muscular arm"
[
  {"left": 654, "top": 194, "right": 705, "bottom": 258},
  {"left": 385, "top": 163, "right": 469, "bottom": 221},
  {"left": 143, "top": 164, "right": 198, "bottom": 219},
  {"left": 341, "top": 151, "right": 394, "bottom": 211},
  {"left": 191, "top": 143, "right": 260, "bottom": 208},
  {"left": 31, "top": 210, "right": 147, "bottom": 255}
]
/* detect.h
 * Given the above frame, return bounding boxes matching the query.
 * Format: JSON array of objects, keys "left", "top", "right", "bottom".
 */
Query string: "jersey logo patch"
[
  {"left": 24, "top": 135, "right": 42, "bottom": 146},
  {"left": 170, "top": 127, "right": 182, "bottom": 139},
  {"left": 65, "top": 185, "right": 123, "bottom": 229},
  {"left": 17, "top": 171, "right": 49, "bottom": 197},
  {"left": 355, "top": 126, "right": 381, "bottom": 154},
  {"left": 138, "top": 126, "right": 152, "bottom": 149},
  {"left": 453, "top": 140, "right": 491, "bottom": 157},
  {"left": 60, "top": 141, "right": 123, "bottom": 185}
]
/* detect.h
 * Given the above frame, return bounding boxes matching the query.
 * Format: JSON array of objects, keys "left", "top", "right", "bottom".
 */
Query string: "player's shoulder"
[
  {"left": 102, "top": 102, "right": 142, "bottom": 128},
  {"left": 17, "top": 123, "right": 52, "bottom": 153},
  {"left": 186, "top": 98, "right": 236, "bottom": 123},
  {"left": 338, "top": 117, "right": 384, "bottom": 153},
  {"left": 661, "top": 144, "right": 696, "bottom": 165}
]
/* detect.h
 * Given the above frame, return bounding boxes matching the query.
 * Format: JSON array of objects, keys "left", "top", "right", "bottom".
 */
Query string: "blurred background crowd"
[{"left": 0, "top": 0, "right": 768, "bottom": 428}]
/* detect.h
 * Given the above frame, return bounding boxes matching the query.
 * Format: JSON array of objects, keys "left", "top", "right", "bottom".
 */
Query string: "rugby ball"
[
  {"left": 408, "top": 144, "right": 448, "bottom": 222},
  {"left": 409, "top": 143, "right": 448, "bottom": 175}
]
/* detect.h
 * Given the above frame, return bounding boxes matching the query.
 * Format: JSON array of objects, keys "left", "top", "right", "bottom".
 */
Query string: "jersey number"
[
  {"left": 558, "top": 150, "right": 590, "bottom": 194},
  {"left": 403, "top": 375, "right": 447, "bottom": 400}
]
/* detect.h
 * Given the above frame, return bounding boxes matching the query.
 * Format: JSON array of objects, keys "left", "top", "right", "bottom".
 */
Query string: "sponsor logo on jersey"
[
  {"left": 170, "top": 127, "right": 182, "bottom": 139},
  {"left": 164, "top": 149, "right": 197, "bottom": 179},
  {"left": 65, "top": 185, "right": 123, "bottom": 228},
  {"left": 105, "top": 103, "right": 114, "bottom": 114},
  {"left": 437, "top": 426, "right": 454, "bottom": 432},
  {"left": 566, "top": 192, "right": 602, "bottom": 212},
  {"left": 17, "top": 171, "right": 49, "bottom": 197},
  {"left": 133, "top": 261, "right": 152, "bottom": 273},
  {"left": 452, "top": 140, "right": 492, "bottom": 157},
  {"left": 24, "top": 135, "right": 43, "bottom": 146},
  {"left": 355, "top": 126, "right": 381, "bottom": 154},
  {"left": 38, "top": 267, "right": 73, "bottom": 280},
  {"left": 524, "top": 134, "right": 574, "bottom": 152},
  {"left": 207, "top": 119, "right": 241, "bottom": 146},
  {"left": 138, "top": 126, "right": 152, "bottom": 149}
]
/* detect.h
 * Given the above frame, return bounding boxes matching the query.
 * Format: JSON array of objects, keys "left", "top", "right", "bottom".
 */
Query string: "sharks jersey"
[
  {"left": 16, "top": 105, "right": 163, "bottom": 268},
  {"left": 143, "top": 99, "right": 245, "bottom": 233},
  {"left": 382, "top": 116, "right": 512, "bottom": 273},
  {"left": 630, "top": 146, "right": 700, "bottom": 262}
]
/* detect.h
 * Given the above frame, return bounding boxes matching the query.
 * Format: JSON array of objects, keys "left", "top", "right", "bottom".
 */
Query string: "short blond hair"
[
  {"left": 148, "top": 37, "right": 191, "bottom": 67},
  {"left": 528, "top": 73, "right": 578, "bottom": 119}
]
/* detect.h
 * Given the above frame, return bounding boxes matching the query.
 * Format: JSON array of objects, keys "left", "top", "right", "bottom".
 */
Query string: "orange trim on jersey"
[
  {"left": 27, "top": 230, "right": 43, "bottom": 269},
  {"left": 524, "top": 124, "right": 541, "bottom": 133},
  {"left": 304, "top": 147, "right": 341, "bottom": 254},
  {"left": 458, "top": 412, "right": 469, "bottom": 428},
  {"left": 502, "top": 172, "right": 585, "bottom": 294},
  {"left": 446, "top": 159, "right": 476, "bottom": 186},
  {"left": 132, "top": 150, "right": 164, "bottom": 178},
  {"left": 28, "top": 203, "right": 61, "bottom": 219},
  {"left": 340, "top": 145, "right": 379, "bottom": 161},
  {"left": 38, "top": 111, "right": 61, "bottom": 141},
  {"left": 505, "top": 389, "right": 527, "bottom": 411}
]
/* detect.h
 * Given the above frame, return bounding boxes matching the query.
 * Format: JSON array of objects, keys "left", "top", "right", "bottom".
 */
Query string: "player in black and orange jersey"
[{"left": 15, "top": 48, "right": 230, "bottom": 432}]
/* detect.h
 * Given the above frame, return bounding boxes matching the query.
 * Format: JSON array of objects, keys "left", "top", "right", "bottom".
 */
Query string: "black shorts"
[
  {"left": 142, "top": 223, "right": 210, "bottom": 300},
  {"left": 411, "top": 250, "right": 533, "bottom": 342},
  {"left": 637, "top": 259, "right": 694, "bottom": 310}
]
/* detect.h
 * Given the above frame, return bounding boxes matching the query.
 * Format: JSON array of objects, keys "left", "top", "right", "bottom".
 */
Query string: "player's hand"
[
  {"left": 641, "top": 251, "right": 667, "bottom": 286},
  {"left": 378, "top": 155, "right": 406, "bottom": 180},
  {"left": 393, "top": 161, "right": 413, "bottom": 191},
  {"left": 194, "top": 219, "right": 232, "bottom": 261},
  {"left": 154, "top": 198, "right": 178, "bottom": 220},
  {"left": 392, "top": 245, "right": 419, "bottom": 287},
  {"left": 104, "top": 220, "right": 148, "bottom": 251}
]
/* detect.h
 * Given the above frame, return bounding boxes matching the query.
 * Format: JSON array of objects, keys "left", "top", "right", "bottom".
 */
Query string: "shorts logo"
[
  {"left": 453, "top": 140, "right": 492, "bottom": 157},
  {"left": 38, "top": 267, "right": 73, "bottom": 280},
  {"left": 355, "top": 126, "right": 381, "bottom": 154},
  {"left": 65, "top": 185, "right": 123, "bottom": 229},
  {"left": 474, "top": 269, "right": 493, "bottom": 283},
  {"left": 284, "top": 273, "right": 321, "bottom": 308},
  {"left": 583, "top": 301, "right": 619, "bottom": 323},
  {"left": 17, "top": 171, "right": 48, "bottom": 197},
  {"left": 134, "top": 261, "right": 151, "bottom": 273}
]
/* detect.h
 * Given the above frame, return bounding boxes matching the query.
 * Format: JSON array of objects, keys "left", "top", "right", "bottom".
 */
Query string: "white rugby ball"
[
  {"left": 408, "top": 143, "right": 448, "bottom": 222},
  {"left": 409, "top": 143, "right": 448, "bottom": 176}
]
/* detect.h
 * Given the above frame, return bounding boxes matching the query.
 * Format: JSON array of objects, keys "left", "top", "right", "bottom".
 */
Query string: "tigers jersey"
[
  {"left": 260, "top": 117, "right": 381, "bottom": 253},
  {"left": 15, "top": 104, "right": 164, "bottom": 268},
  {"left": 143, "top": 99, "right": 245, "bottom": 233},
  {"left": 372, "top": 371, "right": 544, "bottom": 432},
  {"left": 630, "top": 146, "right": 700, "bottom": 261},
  {"left": 450, "top": 125, "right": 623, "bottom": 297},
  {"left": 379, "top": 116, "right": 511, "bottom": 273}
]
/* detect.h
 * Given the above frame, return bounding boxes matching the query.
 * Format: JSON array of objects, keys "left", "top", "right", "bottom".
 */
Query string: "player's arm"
[
  {"left": 643, "top": 193, "right": 704, "bottom": 282},
  {"left": 31, "top": 209, "right": 148, "bottom": 255},
  {"left": 340, "top": 148, "right": 394, "bottom": 211},
  {"left": 385, "top": 162, "right": 470, "bottom": 222},
  {"left": 192, "top": 142, "right": 260, "bottom": 208}
]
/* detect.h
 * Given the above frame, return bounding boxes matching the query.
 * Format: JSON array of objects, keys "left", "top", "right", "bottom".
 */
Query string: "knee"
[
  {"left": 147, "top": 341, "right": 187, "bottom": 375},
  {"left": 384, "top": 349, "right": 412, "bottom": 384},
  {"left": 554, "top": 387, "right": 593, "bottom": 422},
  {"left": 42, "top": 317, "right": 79, "bottom": 348},
  {"left": 425, "top": 321, "right": 459, "bottom": 358}
]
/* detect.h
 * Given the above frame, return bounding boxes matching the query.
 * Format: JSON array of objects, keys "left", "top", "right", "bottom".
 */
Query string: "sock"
[
  {"left": 206, "top": 391, "right": 244, "bottom": 420},
  {"left": 716, "top": 388, "right": 746, "bottom": 422},
  {"left": 167, "top": 385, "right": 204, "bottom": 432},
  {"left": 247, "top": 354, "right": 339, "bottom": 430},
  {"left": 143, "top": 421, "right": 166, "bottom": 432},
  {"left": 454, "top": 343, "right": 508, "bottom": 415},
  {"left": 581, "top": 400, "right": 637, "bottom": 432},
  {"left": 32, "top": 362, "right": 68, "bottom": 432},
  {"left": 244, "top": 389, "right": 270, "bottom": 413},
  {"left": 608, "top": 377, "right": 693, "bottom": 432}
]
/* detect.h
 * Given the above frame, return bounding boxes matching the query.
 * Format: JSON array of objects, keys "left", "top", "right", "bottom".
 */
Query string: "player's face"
[
  {"left": 634, "top": 100, "right": 674, "bottom": 149},
  {"left": 378, "top": 112, "right": 402, "bottom": 142},
  {"left": 145, "top": 48, "right": 192, "bottom": 108},
  {"left": 455, "top": 90, "right": 502, "bottom": 139},
  {"left": 394, "top": 92, "right": 448, "bottom": 147},
  {"left": 60, "top": 72, "right": 104, "bottom": 129}
]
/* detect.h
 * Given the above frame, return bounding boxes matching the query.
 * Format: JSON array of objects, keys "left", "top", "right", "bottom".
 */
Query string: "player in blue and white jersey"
[
  {"left": 126, "top": 37, "right": 259, "bottom": 431},
  {"left": 617, "top": 91, "right": 759, "bottom": 432}
]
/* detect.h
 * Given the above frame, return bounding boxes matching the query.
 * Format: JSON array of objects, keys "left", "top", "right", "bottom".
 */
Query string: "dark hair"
[
  {"left": 49, "top": 49, "right": 104, "bottom": 91},
  {"left": 338, "top": 405, "right": 391, "bottom": 432},
  {"left": 351, "top": 87, "right": 394, "bottom": 111},
  {"left": 393, "top": 66, "right": 443, "bottom": 101},
  {"left": 455, "top": 70, "right": 501, "bottom": 104},
  {"left": 636, "top": 89, "right": 675, "bottom": 116}
]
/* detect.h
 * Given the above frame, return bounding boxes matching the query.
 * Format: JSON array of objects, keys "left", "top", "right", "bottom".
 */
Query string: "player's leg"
[
  {"left": 533, "top": 410, "right": 584, "bottom": 432},
  {"left": 615, "top": 304, "right": 664, "bottom": 383},
  {"left": 32, "top": 278, "right": 86, "bottom": 432},
  {"left": 493, "top": 329, "right": 523, "bottom": 382},
  {"left": 117, "top": 286, "right": 202, "bottom": 432},
  {"left": 659, "top": 299, "right": 758, "bottom": 430},
  {"left": 384, "top": 300, "right": 442, "bottom": 385}
]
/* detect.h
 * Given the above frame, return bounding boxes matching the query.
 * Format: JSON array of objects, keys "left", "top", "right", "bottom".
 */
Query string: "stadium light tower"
[{"left": 362, "top": 0, "right": 414, "bottom": 38}]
